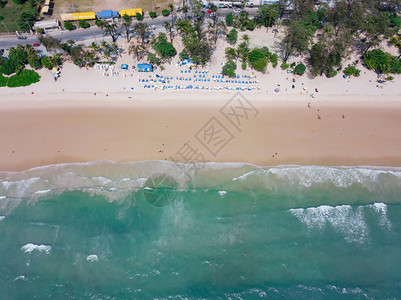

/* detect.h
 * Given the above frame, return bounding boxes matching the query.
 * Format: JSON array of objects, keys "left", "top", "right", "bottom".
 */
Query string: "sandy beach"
[
  {"left": 1, "top": 93, "right": 401, "bottom": 171},
  {"left": 1, "top": 27, "right": 401, "bottom": 171}
]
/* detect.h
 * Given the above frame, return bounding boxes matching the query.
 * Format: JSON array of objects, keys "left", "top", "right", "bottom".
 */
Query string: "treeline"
[{"left": 274, "top": 0, "right": 401, "bottom": 77}]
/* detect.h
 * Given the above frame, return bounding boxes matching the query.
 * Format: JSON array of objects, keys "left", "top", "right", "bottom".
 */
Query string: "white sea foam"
[
  {"left": 0, "top": 216, "right": 5, "bottom": 222},
  {"left": 13, "top": 275, "right": 27, "bottom": 281},
  {"left": 34, "top": 189, "right": 51, "bottom": 195},
  {"left": 21, "top": 243, "right": 52, "bottom": 254},
  {"left": 0, "top": 195, "right": 6, "bottom": 199},
  {"left": 266, "top": 166, "right": 401, "bottom": 188},
  {"left": 368, "top": 202, "right": 391, "bottom": 230},
  {"left": 232, "top": 170, "right": 256, "bottom": 181},
  {"left": 87, "top": 254, "right": 99, "bottom": 262},
  {"left": 290, "top": 205, "right": 368, "bottom": 244},
  {"left": 218, "top": 190, "right": 227, "bottom": 196}
]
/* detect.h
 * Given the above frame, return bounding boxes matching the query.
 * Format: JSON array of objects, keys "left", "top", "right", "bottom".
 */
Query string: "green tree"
[
  {"left": 78, "top": 20, "right": 90, "bottom": 29},
  {"left": 226, "top": 12, "right": 234, "bottom": 26},
  {"left": 136, "top": 12, "right": 143, "bottom": 21},
  {"left": 18, "top": 9, "right": 36, "bottom": 31},
  {"left": 25, "top": 44, "right": 41, "bottom": 69},
  {"left": 64, "top": 21, "right": 75, "bottom": 30},
  {"left": 151, "top": 32, "right": 177, "bottom": 61},
  {"left": 121, "top": 14, "right": 133, "bottom": 42},
  {"left": 226, "top": 28, "right": 238, "bottom": 44},
  {"left": 132, "top": 22, "right": 150, "bottom": 44},
  {"left": 162, "top": 9, "right": 170, "bottom": 17},
  {"left": 222, "top": 59, "right": 237, "bottom": 77},
  {"left": 182, "top": 5, "right": 189, "bottom": 19},
  {"left": 256, "top": 4, "right": 279, "bottom": 29},
  {"left": 164, "top": 21, "right": 175, "bottom": 43},
  {"left": 147, "top": 52, "right": 161, "bottom": 65},
  {"left": 97, "top": 20, "right": 119, "bottom": 43},
  {"left": 179, "top": 49, "right": 189, "bottom": 60},
  {"left": 248, "top": 47, "right": 268, "bottom": 72},
  {"left": 294, "top": 63, "right": 306, "bottom": 75},
  {"left": 129, "top": 43, "right": 147, "bottom": 61},
  {"left": 37, "top": 36, "right": 61, "bottom": 52},
  {"left": 225, "top": 47, "right": 238, "bottom": 60},
  {"left": 280, "top": 20, "right": 315, "bottom": 62},
  {"left": 149, "top": 11, "right": 157, "bottom": 19}
]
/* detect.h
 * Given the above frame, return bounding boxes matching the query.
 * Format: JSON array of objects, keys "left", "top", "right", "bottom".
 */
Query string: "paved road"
[{"left": 0, "top": 8, "right": 258, "bottom": 49}]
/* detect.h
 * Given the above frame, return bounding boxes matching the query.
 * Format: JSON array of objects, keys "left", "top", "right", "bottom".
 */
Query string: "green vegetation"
[
  {"left": 363, "top": 49, "right": 401, "bottom": 74},
  {"left": 149, "top": 11, "right": 157, "bottom": 19},
  {"left": 222, "top": 60, "right": 237, "bottom": 78},
  {"left": 294, "top": 63, "right": 306, "bottom": 75},
  {"left": 0, "top": 0, "right": 40, "bottom": 32},
  {"left": 136, "top": 12, "right": 143, "bottom": 21},
  {"left": 225, "top": 12, "right": 233, "bottom": 26},
  {"left": 226, "top": 28, "right": 238, "bottom": 44},
  {"left": 162, "top": 9, "right": 170, "bottom": 17},
  {"left": 248, "top": 48, "right": 268, "bottom": 72},
  {"left": 147, "top": 52, "right": 160, "bottom": 65},
  {"left": 0, "top": 73, "right": 7, "bottom": 87},
  {"left": 344, "top": 65, "right": 361, "bottom": 77},
  {"left": 64, "top": 21, "right": 75, "bottom": 31},
  {"left": 7, "top": 69, "right": 40, "bottom": 87},
  {"left": 280, "top": 62, "right": 290, "bottom": 70},
  {"left": 79, "top": 20, "right": 90, "bottom": 29},
  {"left": 151, "top": 33, "right": 177, "bottom": 61},
  {"left": 256, "top": 4, "right": 279, "bottom": 28}
]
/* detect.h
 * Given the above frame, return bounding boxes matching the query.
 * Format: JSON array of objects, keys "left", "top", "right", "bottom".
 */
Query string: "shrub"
[
  {"left": 226, "top": 12, "right": 233, "bottom": 26},
  {"left": 79, "top": 20, "right": 90, "bottom": 29},
  {"left": 222, "top": 60, "right": 237, "bottom": 78},
  {"left": 0, "top": 60, "right": 17, "bottom": 75},
  {"left": 294, "top": 63, "right": 306, "bottom": 75},
  {"left": 242, "top": 61, "right": 247, "bottom": 70},
  {"left": 7, "top": 69, "right": 40, "bottom": 87},
  {"left": 248, "top": 48, "right": 268, "bottom": 72},
  {"left": 327, "top": 69, "right": 337, "bottom": 78},
  {"left": 386, "top": 75, "right": 394, "bottom": 81},
  {"left": 364, "top": 49, "right": 401, "bottom": 74},
  {"left": 226, "top": 28, "right": 238, "bottom": 44},
  {"left": 344, "top": 64, "right": 361, "bottom": 77},
  {"left": 0, "top": 73, "right": 7, "bottom": 87},
  {"left": 149, "top": 11, "right": 157, "bottom": 18},
  {"left": 179, "top": 49, "right": 189, "bottom": 60},
  {"left": 162, "top": 9, "right": 170, "bottom": 17},
  {"left": 136, "top": 13, "right": 143, "bottom": 21},
  {"left": 95, "top": 19, "right": 103, "bottom": 27},
  {"left": 280, "top": 62, "right": 290, "bottom": 69},
  {"left": 64, "top": 21, "right": 75, "bottom": 30},
  {"left": 246, "top": 20, "right": 255, "bottom": 31},
  {"left": 270, "top": 53, "right": 278, "bottom": 68}
]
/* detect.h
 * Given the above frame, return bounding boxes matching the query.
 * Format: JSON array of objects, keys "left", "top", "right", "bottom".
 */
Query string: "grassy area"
[
  {"left": 0, "top": 73, "right": 7, "bottom": 86},
  {"left": 6, "top": 69, "right": 40, "bottom": 87},
  {"left": 0, "top": 1, "right": 36, "bottom": 33}
]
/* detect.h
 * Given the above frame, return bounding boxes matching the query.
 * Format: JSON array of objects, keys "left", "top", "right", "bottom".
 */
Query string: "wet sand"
[{"left": 1, "top": 94, "right": 401, "bottom": 171}]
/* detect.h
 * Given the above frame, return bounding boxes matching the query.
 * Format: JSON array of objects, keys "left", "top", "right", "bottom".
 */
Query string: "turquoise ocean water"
[{"left": 1, "top": 160, "right": 401, "bottom": 299}]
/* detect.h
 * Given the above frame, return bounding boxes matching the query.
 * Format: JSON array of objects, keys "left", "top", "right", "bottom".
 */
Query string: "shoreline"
[{"left": 1, "top": 94, "right": 401, "bottom": 171}]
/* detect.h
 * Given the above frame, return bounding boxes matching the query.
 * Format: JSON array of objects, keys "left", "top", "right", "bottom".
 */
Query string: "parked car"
[
  {"left": 17, "top": 36, "right": 27, "bottom": 39},
  {"left": 33, "top": 43, "right": 40, "bottom": 47}
]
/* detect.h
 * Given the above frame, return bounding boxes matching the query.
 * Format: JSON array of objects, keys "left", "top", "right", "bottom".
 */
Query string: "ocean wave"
[
  {"left": 20, "top": 243, "right": 52, "bottom": 254},
  {"left": 289, "top": 203, "right": 392, "bottom": 244},
  {"left": 0, "top": 161, "right": 400, "bottom": 207}
]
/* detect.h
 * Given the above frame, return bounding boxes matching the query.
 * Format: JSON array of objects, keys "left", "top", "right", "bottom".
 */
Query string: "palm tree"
[
  {"left": 164, "top": 21, "right": 175, "bottom": 43},
  {"left": 121, "top": 14, "right": 133, "bottom": 42},
  {"left": 182, "top": 5, "right": 189, "bottom": 19},
  {"left": 168, "top": 3, "right": 175, "bottom": 26},
  {"left": 242, "top": 34, "right": 250, "bottom": 46},
  {"left": 129, "top": 43, "right": 146, "bottom": 61}
]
